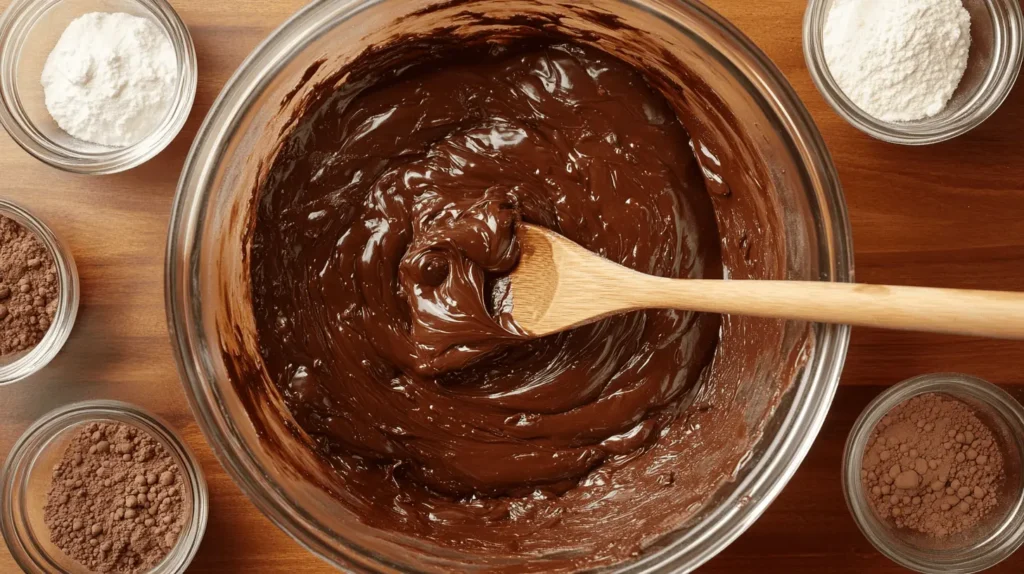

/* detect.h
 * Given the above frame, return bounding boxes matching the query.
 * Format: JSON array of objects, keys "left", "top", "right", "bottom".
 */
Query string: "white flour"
[
  {"left": 823, "top": 0, "right": 971, "bottom": 122},
  {"left": 41, "top": 12, "right": 177, "bottom": 147}
]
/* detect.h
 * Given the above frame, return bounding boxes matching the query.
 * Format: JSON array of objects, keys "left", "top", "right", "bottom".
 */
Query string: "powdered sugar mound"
[
  {"left": 41, "top": 12, "right": 177, "bottom": 147},
  {"left": 823, "top": 0, "right": 971, "bottom": 122}
]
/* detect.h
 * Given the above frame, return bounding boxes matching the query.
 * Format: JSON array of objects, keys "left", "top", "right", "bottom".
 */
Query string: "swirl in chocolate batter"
[
  {"left": 253, "top": 41, "right": 721, "bottom": 497},
  {"left": 244, "top": 26, "right": 796, "bottom": 570}
]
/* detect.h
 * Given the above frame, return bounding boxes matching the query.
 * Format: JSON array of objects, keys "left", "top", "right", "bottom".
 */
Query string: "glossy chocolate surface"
[{"left": 245, "top": 31, "right": 796, "bottom": 571}]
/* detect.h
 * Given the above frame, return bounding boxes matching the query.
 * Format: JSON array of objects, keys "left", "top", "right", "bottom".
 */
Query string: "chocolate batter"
[{"left": 247, "top": 33, "right": 786, "bottom": 571}]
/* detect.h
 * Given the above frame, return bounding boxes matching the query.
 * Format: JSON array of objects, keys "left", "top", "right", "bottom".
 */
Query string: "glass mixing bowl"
[{"left": 166, "top": 0, "right": 854, "bottom": 571}]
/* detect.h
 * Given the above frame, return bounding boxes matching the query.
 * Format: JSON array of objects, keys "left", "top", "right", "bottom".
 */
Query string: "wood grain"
[{"left": 1, "top": 0, "right": 1022, "bottom": 572}]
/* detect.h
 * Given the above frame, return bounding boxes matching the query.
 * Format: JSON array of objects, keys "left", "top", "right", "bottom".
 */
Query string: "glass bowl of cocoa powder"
[
  {"left": 843, "top": 373, "right": 1024, "bottom": 573},
  {"left": 0, "top": 400, "right": 208, "bottom": 573},
  {"left": 0, "top": 198, "right": 78, "bottom": 385}
]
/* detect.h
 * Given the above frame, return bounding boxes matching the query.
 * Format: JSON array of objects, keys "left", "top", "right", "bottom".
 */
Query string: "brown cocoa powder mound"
[
  {"left": 43, "top": 422, "right": 189, "bottom": 574},
  {"left": 861, "top": 393, "right": 1004, "bottom": 538},
  {"left": 0, "top": 214, "right": 58, "bottom": 355}
]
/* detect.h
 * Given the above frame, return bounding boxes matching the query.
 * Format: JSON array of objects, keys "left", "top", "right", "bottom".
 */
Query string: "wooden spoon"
[{"left": 506, "top": 224, "right": 1024, "bottom": 339}]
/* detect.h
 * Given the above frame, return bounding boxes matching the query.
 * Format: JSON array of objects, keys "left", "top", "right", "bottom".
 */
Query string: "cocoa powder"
[
  {"left": 43, "top": 422, "right": 189, "bottom": 573},
  {"left": 861, "top": 393, "right": 1004, "bottom": 538},
  {"left": 0, "top": 214, "right": 58, "bottom": 355}
]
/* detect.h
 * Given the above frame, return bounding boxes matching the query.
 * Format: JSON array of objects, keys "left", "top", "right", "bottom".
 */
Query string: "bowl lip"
[
  {"left": 842, "top": 373, "right": 1024, "bottom": 574},
  {"left": 802, "top": 0, "right": 1024, "bottom": 146},
  {"left": 0, "top": 0, "right": 198, "bottom": 174},
  {"left": 165, "top": 0, "right": 854, "bottom": 572},
  {"left": 0, "top": 399, "right": 210, "bottom": 574},
  {"left": 0, "top": 197, "right": 79, "bottom": 386}
]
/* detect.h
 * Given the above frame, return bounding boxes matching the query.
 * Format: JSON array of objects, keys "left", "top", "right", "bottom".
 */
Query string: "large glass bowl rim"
[{"left": 166, "top": 0, "right": 854, "bottom": 571}]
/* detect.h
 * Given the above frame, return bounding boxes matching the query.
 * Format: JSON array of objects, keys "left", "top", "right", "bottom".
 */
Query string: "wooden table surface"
[{"left": 2, "top": 0, "right": 1023, "bottom": 572}]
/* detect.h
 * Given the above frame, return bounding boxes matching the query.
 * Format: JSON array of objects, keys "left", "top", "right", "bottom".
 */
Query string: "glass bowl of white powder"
[
  {"left": 804, "top": 0, "right": 1022, "bottom": 145},
  {"left": 0, "top": 0, "right": 196, "bottom": 173}
]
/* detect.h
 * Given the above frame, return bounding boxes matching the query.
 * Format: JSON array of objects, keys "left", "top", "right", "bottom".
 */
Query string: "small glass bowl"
[
  {"left": 843, "top": 373, "right": 1024, "bottom": 573},
  {"left": 0, "top": 198, "right": 78, "bottom": 386},
  {"left": 1, "top": 400, "right": 209, "bottom": 573},
  {"left": 0, "top": 0, "right": 197, "bottom": 173},
  {"left": 804, "top": 0, "right": 1023, "bottom": 145}
]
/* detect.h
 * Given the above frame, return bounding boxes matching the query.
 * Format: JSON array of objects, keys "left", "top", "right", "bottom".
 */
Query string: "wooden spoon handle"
[{"left": 632, "top": 279, "right": 1024, "bottom": 339}]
